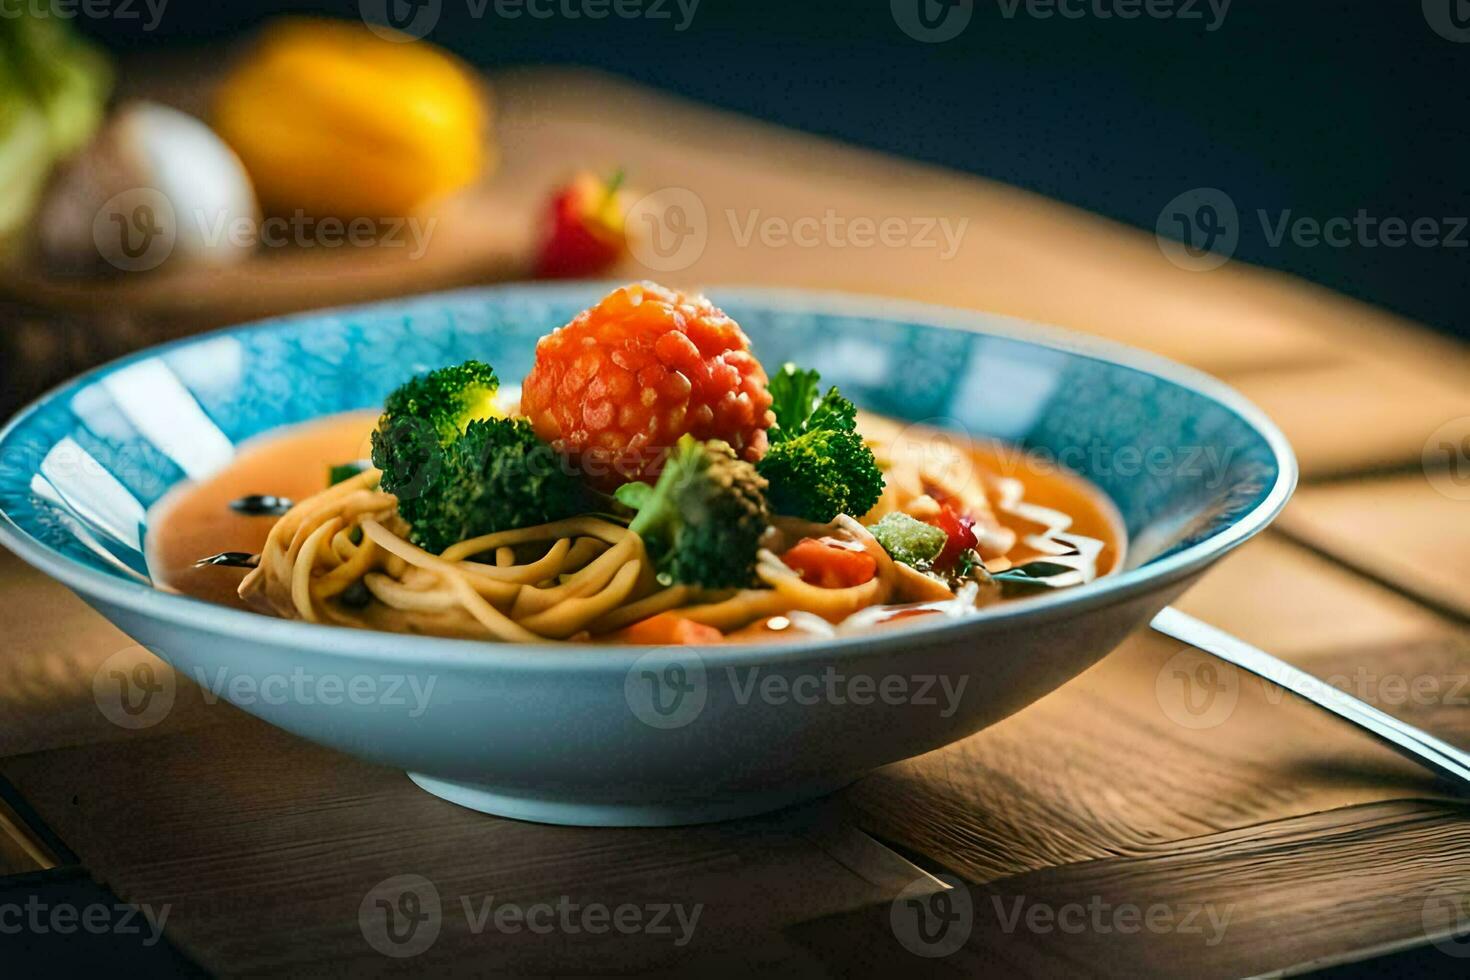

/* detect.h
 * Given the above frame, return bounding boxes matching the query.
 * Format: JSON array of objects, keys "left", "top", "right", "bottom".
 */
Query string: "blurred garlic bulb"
[{"left": 38, "top": 101, "right": 259, "bottom": 274}]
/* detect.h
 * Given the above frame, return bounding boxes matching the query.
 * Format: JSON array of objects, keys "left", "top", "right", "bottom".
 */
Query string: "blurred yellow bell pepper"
[{"left": 213, "top": 18, "right": 489, "bottom": 218}]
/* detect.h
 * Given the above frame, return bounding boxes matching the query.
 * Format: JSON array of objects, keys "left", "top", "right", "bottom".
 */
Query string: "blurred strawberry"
[{"left": 534, "top": 169, "right": 630, "bottom": 278}]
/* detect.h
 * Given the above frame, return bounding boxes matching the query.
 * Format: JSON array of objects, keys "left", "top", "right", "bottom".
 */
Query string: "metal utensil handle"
[{"left": 1151, "top": 606, "right": 1470, "bottom": 790}]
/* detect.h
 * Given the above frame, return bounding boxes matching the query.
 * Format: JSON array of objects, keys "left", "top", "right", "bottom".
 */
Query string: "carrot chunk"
[
  {"left": 780, "top": 537, "right": 878, "bottom": 589},
  {"left": 622, "top": 612, "right": 724, "bottom": 645}
]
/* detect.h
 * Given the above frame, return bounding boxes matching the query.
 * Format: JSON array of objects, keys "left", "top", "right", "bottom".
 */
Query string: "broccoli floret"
[
  {"left": 382, "top": 360, "right": 501, "bottom": 444},
  {"left": 869, "top": 512, "right": 948, "bottom": 568},
  {"left": 757, "top": 364, "right": 884, "bottom": 522},
  {"left": 616, "top": 435, "right": 770, "bottom": 588},
  {"left": 759, "top": 429, "right": 884, "bottom": 523},
  {"left": 403, "top": 418, "right": 591, "bottom": 554},
  {"left": 369, "top": 362, "right": 590, "bottom": 553},
  {"left": 371, "top": 360, "right": 504, "bottom": 532}
]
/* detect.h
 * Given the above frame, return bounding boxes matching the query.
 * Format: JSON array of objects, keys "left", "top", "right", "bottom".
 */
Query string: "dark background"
[{"left": 81, "top": 0, "right": 1470, "bottom": 341}]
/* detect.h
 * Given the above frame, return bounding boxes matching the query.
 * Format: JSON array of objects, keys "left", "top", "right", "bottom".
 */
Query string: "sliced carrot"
[
  {"left": 621, "top": 612, "right": 725, "bottom": 645},
  {"left": 780, "top": 537, "right": 878, "bottom": 589}
]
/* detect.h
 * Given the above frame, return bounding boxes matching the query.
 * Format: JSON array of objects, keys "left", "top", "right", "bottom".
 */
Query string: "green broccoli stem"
[{"left": 626, "top": 438, "right": 700, "bottom": 543}]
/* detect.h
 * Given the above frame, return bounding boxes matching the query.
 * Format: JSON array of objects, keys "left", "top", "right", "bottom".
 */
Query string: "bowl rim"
[{"left": 0, "top": 282, "right": 1298, "bottom": 671}]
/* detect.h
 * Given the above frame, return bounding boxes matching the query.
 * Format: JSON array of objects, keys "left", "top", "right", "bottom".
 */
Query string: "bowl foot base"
[{"left": 407, "top": 773, "right": 854, "bottom": 826}]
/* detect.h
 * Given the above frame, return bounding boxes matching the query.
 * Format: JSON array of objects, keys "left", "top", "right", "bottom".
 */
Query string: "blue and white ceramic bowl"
[{"left": 0, "top": 285, "right": 1295, "bottom": 825}]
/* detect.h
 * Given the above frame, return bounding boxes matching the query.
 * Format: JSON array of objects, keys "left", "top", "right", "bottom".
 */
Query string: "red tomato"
[
  {"left": 928, "top": 503, "right": 977, "bottom": 570},
  {"left": 781, "top": 537, "right": 878, "bottom": 589}
]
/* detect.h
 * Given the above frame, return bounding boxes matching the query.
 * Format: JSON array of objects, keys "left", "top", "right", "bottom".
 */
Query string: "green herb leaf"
[
  {"left": 991, "top": 559, "right": 1087, "bottom": 597},
  {"left": 767, "top": 363, "right": 823, "bottom": 441},
  {"left": 614, "top": 481, "right": 655, "bottom": 511}
]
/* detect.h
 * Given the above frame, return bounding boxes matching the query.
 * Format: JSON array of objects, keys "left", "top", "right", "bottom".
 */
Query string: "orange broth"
[{"left": 148, "top": 413, "right": 1127, "bottom": 636}]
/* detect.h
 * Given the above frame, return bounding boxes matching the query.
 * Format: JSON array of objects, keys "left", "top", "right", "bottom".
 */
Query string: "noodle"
[{"left": 234, "top": 422, "right": 1114, "bottom": 643}]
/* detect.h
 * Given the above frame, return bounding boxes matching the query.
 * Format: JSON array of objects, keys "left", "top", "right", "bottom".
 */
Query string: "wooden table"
[{"left": 2, "top": 67, "right": 1468, "bottom": 976}]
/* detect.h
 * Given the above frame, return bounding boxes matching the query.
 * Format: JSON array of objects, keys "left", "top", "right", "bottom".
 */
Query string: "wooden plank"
[
  {"left": 1279, "top": 473, "right": 1470, "bottom": 621},
  {"left": 842, "top": 625, "right": 1468, "bottom": 886},
  {"left": 1173, "top": 533, "right": 1456, "bottom": 657},
  {"left": 0, "top": 547, "right": 229, "bottom": 758},
  {"left": 0, "top": 717, "right": 909, "bottom": 974},
  {"left": 1227, "top": 358, "right": 1470, "bottom": 479},
  {"left": 783, "top": 800, "right": 1470, "bottom": 979}
]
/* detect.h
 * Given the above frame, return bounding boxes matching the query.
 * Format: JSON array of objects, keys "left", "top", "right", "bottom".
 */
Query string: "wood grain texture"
[
  {"left": 1227, "top": 359, "right": 1470, "bottom": 480},
  {"left": 1173, "top": 533, "right": 1457, "bottom": 656},
  {"left": 842, "top": 622, "right": 1468, "bottom": 885},
  {"left": 785, "top": 800, "right": 1470, "bottom": 979},
  {"left": 0, "top": 547, "right": 229, "bottom": 758},
  {"left": 1279, "top": 473, "right": 1470, "bottom": 620},
  {"left": 0, "top": 718, "right": 909, "bottom": 975}
]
